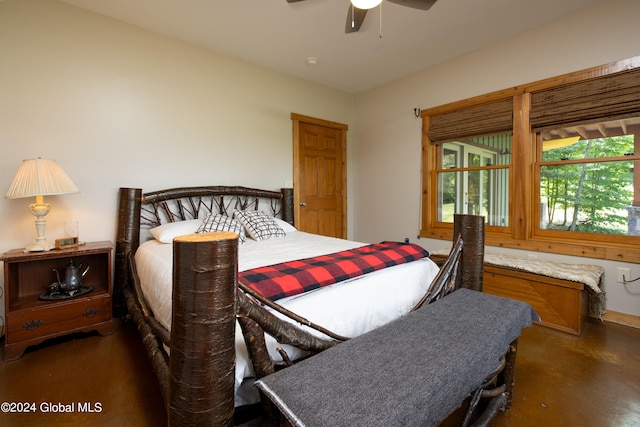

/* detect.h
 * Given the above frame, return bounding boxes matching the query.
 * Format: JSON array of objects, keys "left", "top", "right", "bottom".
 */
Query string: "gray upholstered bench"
[{"left": 255, "top": 288, "right": 539, "bottom": 427}]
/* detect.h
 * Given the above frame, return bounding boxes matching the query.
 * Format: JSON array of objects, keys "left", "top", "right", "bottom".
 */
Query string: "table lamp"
[{"left": 5, "top": 157, "right": 79, "bottom": 252}]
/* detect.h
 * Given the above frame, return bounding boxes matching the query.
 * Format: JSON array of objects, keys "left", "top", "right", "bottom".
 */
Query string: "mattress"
[{"left": 134, "top": 230, "right": 439, "bottom": 405}]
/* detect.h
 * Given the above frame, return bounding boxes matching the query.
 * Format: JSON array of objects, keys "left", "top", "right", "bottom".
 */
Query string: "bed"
[
  {"left": 135, "top": 221, "right": 441, "bottom": 406},
  {"left": 114, "top": 186, "right": 490, "bottom": 426}
]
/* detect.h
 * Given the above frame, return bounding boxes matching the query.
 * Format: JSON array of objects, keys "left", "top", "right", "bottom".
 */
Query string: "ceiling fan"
[{"left": 287, "top": 0, "right": 437, "bottom": 34}]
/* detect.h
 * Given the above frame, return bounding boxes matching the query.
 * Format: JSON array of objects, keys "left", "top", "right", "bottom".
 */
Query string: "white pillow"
[
  {"left": 233, "top": 210, "right": 286, "bottom": 241},
  {"left": 273, "top": 217, "right": 297, "bottom": 233},
  {"left": 196, "top": 213, "right": 246, "bottom": 243},
  {"left": 149, "top": 219, "right": 202, "bottom": 243}
]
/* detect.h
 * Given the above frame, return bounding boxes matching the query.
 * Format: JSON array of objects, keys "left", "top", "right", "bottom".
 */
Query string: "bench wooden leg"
[
  {"left": 463, "top": 339, "right": 519, "bottom": 427},
  {"left": 501, "top": 338, "right": 519, "bottom": 410}
]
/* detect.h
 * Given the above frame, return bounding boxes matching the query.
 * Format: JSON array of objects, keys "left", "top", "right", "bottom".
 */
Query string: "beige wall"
[
  {"left": 352, "top": 0, "right": 640, "bottom": 316},
  {"left": 0, "top": 1, "right": 354, "bottom": 246},
  {"left": 0, "top": 0, "right": 356, "bottom": 244}
]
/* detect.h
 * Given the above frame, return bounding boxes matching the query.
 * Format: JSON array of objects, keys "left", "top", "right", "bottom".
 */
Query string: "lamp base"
[
  {"left": 24, "top": 241, "right": 55, "bottom": 253},
  {"left": 24, "top": 197, "right": 54, "bottom": 253}
]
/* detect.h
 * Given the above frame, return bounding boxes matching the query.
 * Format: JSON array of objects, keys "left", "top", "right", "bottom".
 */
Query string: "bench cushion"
[{"left": 255, "top": 288, "right": 539, "bottom": 427}]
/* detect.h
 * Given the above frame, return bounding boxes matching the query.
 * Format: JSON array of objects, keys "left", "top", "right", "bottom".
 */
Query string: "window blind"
[
  {"left": 530, "top": 68, "right": 640, "bottom": 132},
  {"left": 428, "top": 98, "right": 513, "bottom": 144}
]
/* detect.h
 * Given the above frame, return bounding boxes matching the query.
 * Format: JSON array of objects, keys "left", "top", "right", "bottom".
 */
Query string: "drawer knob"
[
  {"left": 83, "top": 307, "right": 100, "bottom": 318},
  {"left": 23, "top": 320, "right": 43, "bottom": 330}
]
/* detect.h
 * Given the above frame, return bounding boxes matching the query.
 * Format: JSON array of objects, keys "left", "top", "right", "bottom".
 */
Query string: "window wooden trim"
[{"left": 420, "top": 56, "right": 640, "bottom": 263}]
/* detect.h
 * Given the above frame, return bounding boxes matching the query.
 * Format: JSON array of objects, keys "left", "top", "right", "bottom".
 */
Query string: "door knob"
[{"left": 300, "top": 201, "right": 307, "bottom": 207}]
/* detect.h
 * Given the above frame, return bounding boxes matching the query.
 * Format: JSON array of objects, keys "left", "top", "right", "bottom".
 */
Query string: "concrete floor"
[
  {"left": 494, "top": 319, "right": 640, "bottom": 427},
  {"left": 1, "top": 318, "right": 639, "bottom": 426}
]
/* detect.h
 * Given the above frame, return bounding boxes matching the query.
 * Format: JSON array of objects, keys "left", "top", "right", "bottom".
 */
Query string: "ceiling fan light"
[{"left": 351, "top": 0, "right": 382, "bottom": 10}]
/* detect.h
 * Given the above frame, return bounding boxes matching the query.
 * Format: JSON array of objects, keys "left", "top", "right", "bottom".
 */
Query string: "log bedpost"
[
  {"left": 281, "top": 187, "right": 294, "bottom": 225},
  {"left": 114, "top": 187, "right": 142, "bottom": 317},
  {"left": 168, "top": 232, "right": 238, "bottom": 427},
  {"left": 453, "top": 214, "right": 485, "bottom": 292}
]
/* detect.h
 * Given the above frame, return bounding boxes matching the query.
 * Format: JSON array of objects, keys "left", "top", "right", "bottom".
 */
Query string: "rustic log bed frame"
[{"left": 114, "top": 186, "right": 517, "bottom": 427}]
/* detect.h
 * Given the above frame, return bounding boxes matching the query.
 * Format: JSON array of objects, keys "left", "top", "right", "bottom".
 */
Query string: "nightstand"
[{"left": 1, "top": 241, "right": 113, "bottom": 361}]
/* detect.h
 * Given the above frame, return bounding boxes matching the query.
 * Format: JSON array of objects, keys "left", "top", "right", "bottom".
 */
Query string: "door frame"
[{"left": 291, "top": 113, "right": 348, "bottom": 238}]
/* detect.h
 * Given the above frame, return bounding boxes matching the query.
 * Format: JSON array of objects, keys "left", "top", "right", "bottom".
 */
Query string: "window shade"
[
  {"left": 530, "top": 68, "right": 640, "bottom": 131},
  {"left": 428, "top": 98, "right": 513, "bottom": 144}
]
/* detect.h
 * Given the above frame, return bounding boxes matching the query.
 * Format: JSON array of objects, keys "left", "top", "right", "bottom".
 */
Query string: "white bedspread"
[{"left": 135, "top": 231, "right": 439, "bottom": 405}]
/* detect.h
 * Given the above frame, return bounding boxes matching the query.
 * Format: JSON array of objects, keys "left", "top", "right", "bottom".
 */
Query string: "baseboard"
[{"left": 603, "top": 311, "right": 640, "bottom": 329}]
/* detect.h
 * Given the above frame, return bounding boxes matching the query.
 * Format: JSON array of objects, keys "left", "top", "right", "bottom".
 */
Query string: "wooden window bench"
[{"left": 430, "top": 252, "right": 605, "bottom": 336}]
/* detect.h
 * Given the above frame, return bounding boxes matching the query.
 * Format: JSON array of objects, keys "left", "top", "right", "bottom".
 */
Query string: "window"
[
  {"left": 437, "top": 134, "right": 511, "bottom": 227},
  {"left": 421, "top": 57, "right": 640, "bottom": 261},
  {"left": 536, "top": 117, "right": 640, "bottom": 239}
]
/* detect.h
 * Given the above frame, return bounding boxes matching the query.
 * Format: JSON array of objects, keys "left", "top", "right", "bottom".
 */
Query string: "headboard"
[{"left": 113, "top": 186, "right": 294, "bottom": 317}]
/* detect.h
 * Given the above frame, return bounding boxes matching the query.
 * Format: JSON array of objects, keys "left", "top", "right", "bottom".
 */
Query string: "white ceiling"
[{"left": 61, "top": 0, "right": 603, "bottom": 94}]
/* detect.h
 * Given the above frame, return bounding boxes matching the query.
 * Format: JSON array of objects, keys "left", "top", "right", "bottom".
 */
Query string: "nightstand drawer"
[{"left": 6, "top": 294, "right": 111, "bottom": 344}]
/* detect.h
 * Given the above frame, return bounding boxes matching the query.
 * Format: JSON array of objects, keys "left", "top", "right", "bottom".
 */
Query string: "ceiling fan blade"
[
  {"left": 286, "top": 0, "right": 307, "bottom": 3},
  {"left": 386, "top": 0, "right": 437, "bottom": 10},
  {"left": 345, "top": 5, "right": 368, "bottom": 34}
]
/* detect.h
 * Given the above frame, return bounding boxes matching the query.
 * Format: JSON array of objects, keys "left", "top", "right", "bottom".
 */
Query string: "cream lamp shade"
[
  {"left": 351, "top": 0, "right": 383, "bottom": 9},
  {"left": 5, "top": 157, "right": 79, "bottom": 252}
]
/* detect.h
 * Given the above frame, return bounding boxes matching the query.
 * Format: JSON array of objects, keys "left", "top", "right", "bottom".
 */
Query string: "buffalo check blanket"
[{"left": 239, "top": 242, "right": 429, "bottom": 301}]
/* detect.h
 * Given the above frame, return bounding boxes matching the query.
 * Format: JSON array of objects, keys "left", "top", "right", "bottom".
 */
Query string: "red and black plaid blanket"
[{"left": 239, "top": 241, "right": 429, "bottom": 301}]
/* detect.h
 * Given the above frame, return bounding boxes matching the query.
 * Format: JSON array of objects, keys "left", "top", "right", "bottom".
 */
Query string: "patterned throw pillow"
[
  {"left": 196, "top": 213, "right": 246, "bottom": 243},
  {"left": 233, "top": 210, "right": 286, "bottom": 241}
]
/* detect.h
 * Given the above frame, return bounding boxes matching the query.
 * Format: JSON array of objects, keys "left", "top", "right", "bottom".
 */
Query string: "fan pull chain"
[
  {"left": 351, "top": 4, "right": 356, "bottom": 30},
  {"left": 379, "top": 2, "right": 383, "bottom": 38}
]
